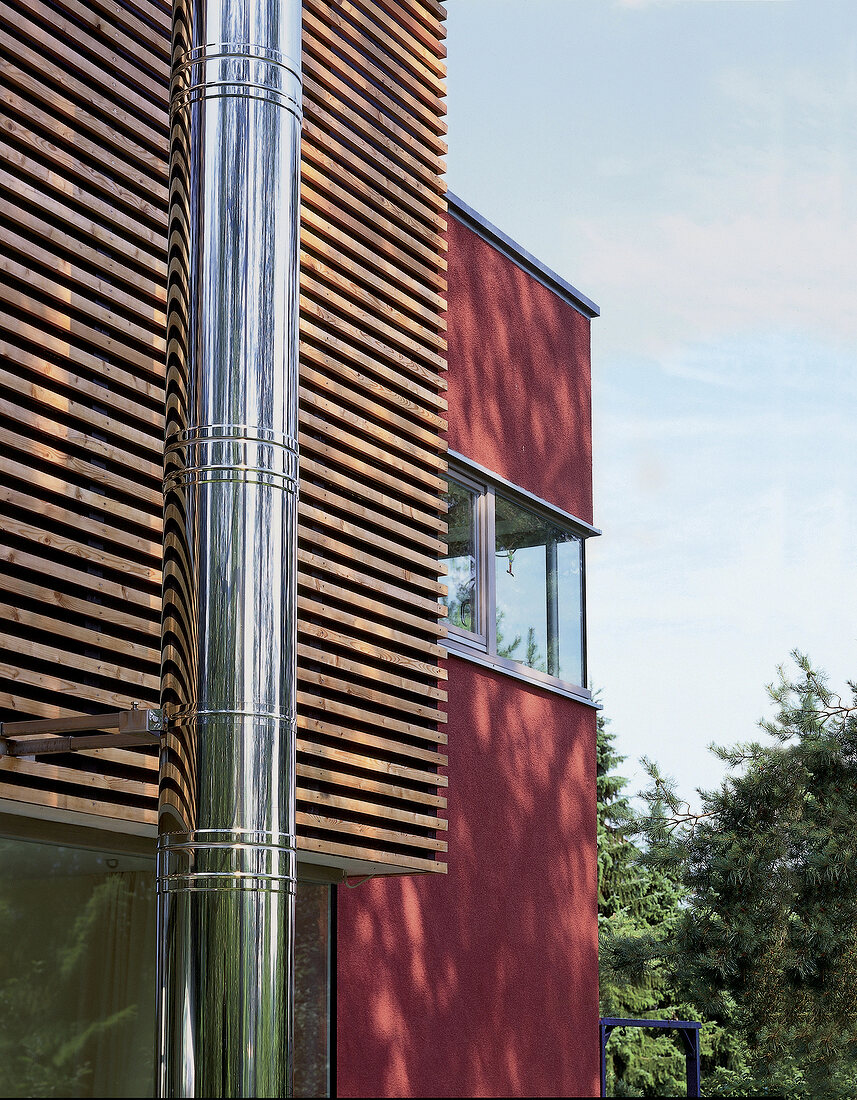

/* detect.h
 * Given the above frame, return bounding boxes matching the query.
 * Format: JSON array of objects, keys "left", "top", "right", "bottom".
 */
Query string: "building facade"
[
  {"left": 337, "top": 198, "right": 601, "bottom": 1098},
  {"left": 0, "top": 1, "right": 599, "bottom": 1096}
]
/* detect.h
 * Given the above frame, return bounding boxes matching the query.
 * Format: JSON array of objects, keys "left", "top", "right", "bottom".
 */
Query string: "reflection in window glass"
[
  {"left": 494, "top": 495, "right": 583, "bottom": 685},
  {"left": 440, "top": 480, "right": 479, "bottom": 634},
  {"left": 0, "top": 835, "right": 331, "bottom": 1098},
  {"left": 0, "top": 837, "right": 156, "bottom": 1099},
  {"left": 294, "top": 884, "right": 331, "bottom": 1099},
  {"left": 557, "top": 538, "right": 583, "bottom": 684}
]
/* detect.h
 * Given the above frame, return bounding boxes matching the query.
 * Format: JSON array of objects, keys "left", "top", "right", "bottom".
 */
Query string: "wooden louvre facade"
[{"left": 0, "top": 0, "right": 448, "bottom": 873}]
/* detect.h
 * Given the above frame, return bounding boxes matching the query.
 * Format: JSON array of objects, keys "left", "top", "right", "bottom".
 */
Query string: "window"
[
  {"left": 440, "top": 460, "right": 594, "bottom": 697},
  {"left": 0, "top": 821, "right": 333, "bottom": 1099}
]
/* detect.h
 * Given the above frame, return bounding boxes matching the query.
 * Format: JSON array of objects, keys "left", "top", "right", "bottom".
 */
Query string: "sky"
[{"left": 445, "top": 0, "right": 857, "bottom": 802}]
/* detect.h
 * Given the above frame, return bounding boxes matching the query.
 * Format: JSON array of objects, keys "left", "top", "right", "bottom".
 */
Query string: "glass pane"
[
  {"left": 0, "top": 837, "right": 156, "bottom": 1099},
  {"left": 494, "top": 496, "right": 584, "bottom": 685},
  {"left": 440, "top": 480, "right": 479, "bottom": 633},
  {"left": 0, "top": 835, "right": 331, "bottom": 1098},
  {"left": 557, "top": 537, "right": 584, "bottom": 686},
  {"left": 294, "top": 884, "right": 331, "bottom": 1099}
]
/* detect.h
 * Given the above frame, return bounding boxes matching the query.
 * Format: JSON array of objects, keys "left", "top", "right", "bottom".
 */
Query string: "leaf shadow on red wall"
[{"left": 336, "top": 658, "right": 599, "bottom": 1099}]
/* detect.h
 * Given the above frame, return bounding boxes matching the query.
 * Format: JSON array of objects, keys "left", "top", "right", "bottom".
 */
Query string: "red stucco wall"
[
  {"left": 336, "top": 659, "right": 600, "bottom": 1098},
  {"left": 335, "top": 215, "right": 599, "bottom": 1097},
  {"left": 445, "top": 215, "right": 593, "bottom": 523}
]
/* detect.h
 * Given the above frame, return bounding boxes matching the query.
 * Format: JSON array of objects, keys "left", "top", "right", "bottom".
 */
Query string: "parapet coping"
[{"left": 447, "top": 191, "right": 600, "bottom": 320}]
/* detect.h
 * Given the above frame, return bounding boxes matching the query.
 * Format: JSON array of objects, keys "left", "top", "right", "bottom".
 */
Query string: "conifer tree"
[
  {"left": 597, "top": 713, "right": 695, "bottom": 1096},
  {"left": 616, "top": 653, "right": 857, "bottom": 1098}
]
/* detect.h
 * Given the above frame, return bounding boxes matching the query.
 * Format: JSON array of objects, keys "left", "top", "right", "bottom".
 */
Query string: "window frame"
[{"left": 442, "top": 454, "right": 598, "bottom": 705}]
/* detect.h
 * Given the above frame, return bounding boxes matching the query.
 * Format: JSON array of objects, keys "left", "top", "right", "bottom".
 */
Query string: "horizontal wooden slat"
[
  {"left": 299, "top": 739, "right": 448, "bottom": 792},
  {"left": 0, "top": 2, "right": 169, "bottom": 138},
  {"left": 298, "top": 596, "right": 442, "bottom": 662},
  {"left": 0, "top": 456, "right": 162, "bottom": 547},
  {"left": 0, "top": 145, "right": 165, "bottom": 256},
  {"left": 299, "top": 666, "right": 445, "bottom": 727},
  {"left": 0, "top": 0, "right": 447, "bottom": 874},
  {"left": 0, "top": 596, "right": 159, "bottom": 665},
  {"left": 342, "top": 0, "right": 446, "bottom": 87},
  {"left": 297, "top": 811, "right": 446, "bottom": 853},
  {"left": 0, "top": 659, "right": 153, "bottom": 710},
  {"left": 301, "top": 231, "right": 446, "bottom": 338},
  {"left": 301, "top": 204, "right": 446, "bottom": 316},
  {"left": 0, "top": 782, "right": 155, "bottom": 825},
  {"left": 0, "top": 398, "right": 162, "bottom": 498},
  {"left": 0, "top": 511, "right": 161, "bottom": 587},
  {"left": 300, "top": 157, "right": 445, "bottom": 275},
  {"left": 298, "top": 567, "right": 442, "bottom": 639},
  {"left": 0, "top": 193, "right": 166, "bottom": 307},
  {"left": 0, "top": 110, "right": 166, "bottom": 229},
  {"left": 47, "top": 0, "right": 170, "bottom": 79},
  {"left": 0, "top": 221, "right": 166, "bottom": 333},
  {"left": 297, "top": 833, "right": 444, "bottom": 874},
  {"left": 300, "top": 481, "right": 445, "bottom": 564},
  {"left": 303, "top": 0, "right": 446, "bottom": 133},
  {"left": 0, "top": 83, "right": 168, "bottom": 205},
  {"left": 0, "top": 364, "right": 162, "bottom": 450},
  {"left": 297, "top": 712, "right": 446, "bottom": 768},
  {"left": 298, "top": 546, "right": 444, "bottom": 618},
  {"left": 296, "top": 785, "right": 445, "bottom": 832},
  {"left": 301, "top": 180, "right": 444, "bottom": 295},
  {"left": 0, "top": 245, "right": 165, "bottom": 353},
  {"left": 0, "top": 421, "right": 162, "bottom": 511},
  {"left": 0, "top": 43, "right": 167, "bottom": 181},
  {"left": 0, "top": 164, "right": 166, "bottom": 284},
  {"left": 0, "top": 630, "right": 158, "bottom": 692},
  {"left": 301, "top": 317, "right": 446, "bottom": 415},
  {"left": 301, "top": 455, "right": 444, "bottom": 537},
  {"left": 298, "top": 691, "right": 443, "bottom": 748},
  {"left": 0, "top": 542, "right": 160, "bottom": 617},
  {"left": 0, "top": 307, "right": 164, "bottom": 417},
  {"left": 1, "top": 755, "right": 155, "bottom": 801}
]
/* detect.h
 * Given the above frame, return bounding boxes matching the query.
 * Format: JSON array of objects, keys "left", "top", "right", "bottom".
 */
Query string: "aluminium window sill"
[{"left": 442, "top": 640, "right": 600, "bottom": 709}]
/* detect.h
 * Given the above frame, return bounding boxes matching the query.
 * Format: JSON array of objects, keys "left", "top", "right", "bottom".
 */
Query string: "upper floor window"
[{"left": 441, "top": 459, "right": 595, "bottom": 698}]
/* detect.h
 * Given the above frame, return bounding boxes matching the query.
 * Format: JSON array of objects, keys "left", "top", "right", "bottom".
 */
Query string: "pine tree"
[
  {"left": 597, "top": 712, "right": 694, "bottom": 1097},
  {"left": 619, "top": 653, "right": 857, "bottom": 1098}
]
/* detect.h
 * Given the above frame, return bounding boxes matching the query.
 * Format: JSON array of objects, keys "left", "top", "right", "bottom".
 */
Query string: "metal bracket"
[{"left": 0, "top": 708, "right": 163, "bottom": 757}]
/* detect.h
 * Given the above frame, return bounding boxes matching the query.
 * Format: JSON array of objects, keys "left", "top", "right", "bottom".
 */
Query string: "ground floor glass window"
[{"left": 0, "top": 829, "right": 332, "bottom": 1098}]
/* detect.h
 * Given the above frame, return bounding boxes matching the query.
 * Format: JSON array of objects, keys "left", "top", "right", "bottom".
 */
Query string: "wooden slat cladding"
[{"left": 0, "top": 0, "right": 448, "bottom": 874}]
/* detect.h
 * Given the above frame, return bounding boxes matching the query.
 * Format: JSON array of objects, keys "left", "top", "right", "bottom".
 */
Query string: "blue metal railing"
[{"left": 599, "top": 1017, "right": 702, "bottom": 1097}]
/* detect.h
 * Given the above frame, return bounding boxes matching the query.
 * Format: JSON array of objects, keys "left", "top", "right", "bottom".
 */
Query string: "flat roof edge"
[{"left": 447, "top": 191, "right": 600, "bottom": 319}]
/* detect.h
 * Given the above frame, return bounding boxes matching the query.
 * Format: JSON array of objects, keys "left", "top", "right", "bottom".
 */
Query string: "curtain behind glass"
[
  {"left": 0, "top": 835, "right": 331, "bottom": 1097},
  {"left": 0, "top": 841, "right": 155, "bottom": 1099}
]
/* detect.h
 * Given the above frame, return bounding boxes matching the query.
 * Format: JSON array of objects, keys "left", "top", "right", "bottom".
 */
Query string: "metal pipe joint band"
[
  {"left": 166, "top": 705, "right": 297, "bottom": 723},
  {"left": 158, "top": 830, "right": 297, "bottom": 893},
  {"left": 164, "top": 427, "right": 299, "bottom": 492},
  {"left": 171, "top": 43, "right": 302, "bottom": 118}
]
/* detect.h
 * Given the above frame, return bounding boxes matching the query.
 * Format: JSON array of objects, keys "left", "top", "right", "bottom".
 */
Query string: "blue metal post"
[
  {"left": 599, "top": 1021, "right": 609, "bottom": 1097},
  {"left": 683, "top": 1026, "right": 701, "bottom": 1098}
]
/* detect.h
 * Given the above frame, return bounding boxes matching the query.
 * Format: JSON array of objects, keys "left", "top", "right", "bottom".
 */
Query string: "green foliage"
[
  {"left": 0, "top": 864, "right": 154, "bottom": 1098},
  {"left": 621, "top": 653, "right": 857, "bottom": 1098},
  {"left": 597, "top": 712, "right": 702, "bottom": 1097}
]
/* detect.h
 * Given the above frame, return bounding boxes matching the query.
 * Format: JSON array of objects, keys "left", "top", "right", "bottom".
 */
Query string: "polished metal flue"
[{"left": 158, "top": 0, "right": 302, "bottom": 1093}]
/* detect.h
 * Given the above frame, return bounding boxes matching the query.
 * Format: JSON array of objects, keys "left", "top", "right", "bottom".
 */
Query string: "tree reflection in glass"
[
  {"left": 440, "top": 480, "right": 479, "bottom": 634},
  {"left": 0, "top": 836, "right": 332, "bottom": 1098},
  {"left": 495, "top": 495, "right": 583, "bottom": 685}
]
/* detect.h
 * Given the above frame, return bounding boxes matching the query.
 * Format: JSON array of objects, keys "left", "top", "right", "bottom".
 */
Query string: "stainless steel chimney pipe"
[{"left": 158, "top": 0, "right": 302, "bottom": 1093}]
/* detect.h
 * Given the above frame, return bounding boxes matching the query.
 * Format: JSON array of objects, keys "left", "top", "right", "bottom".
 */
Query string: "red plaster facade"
[
  {"left": 445, "top": 216, "right": 594, "bottom": 524},
  {"left": 335, "top": 211, "right": 600, "bottom": 1098}
]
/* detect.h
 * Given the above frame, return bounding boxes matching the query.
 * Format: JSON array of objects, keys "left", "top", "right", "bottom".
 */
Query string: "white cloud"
[{"left": 572, "top": 166, "right": 857, "bottom": 358}]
